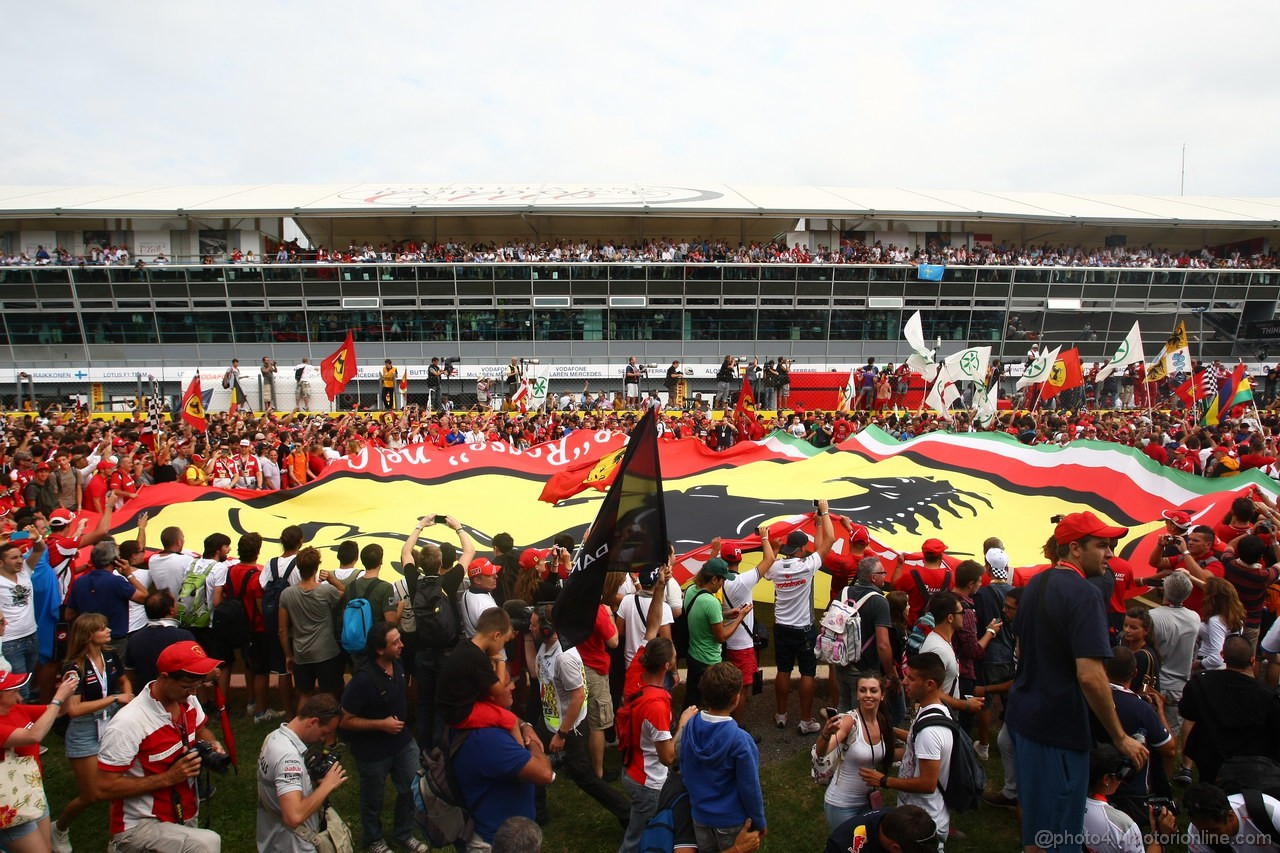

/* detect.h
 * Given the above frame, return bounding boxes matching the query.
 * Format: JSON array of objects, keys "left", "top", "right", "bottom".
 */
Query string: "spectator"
[
  {"left": 815, "top": 672, "right": 895, "bottom": 831},
  {"left": 0, "top": 670, "right": 78, "bottom": 853},
  {"left": 0, "top": 537, "right": 48, "bottom": 698},
  {"left": 338, "top": 623, "right": 427, "bottom": 853},
  {"left": 64, "top": 539, "right": 149, "bottom": 662},
  {"left": 681, "top": 558, "right": 751, "bottom": 712},
  {"left": 1082, "top": 746, "right": 1159, "bottom": 853},
  {"left": 679, "top": 661, "right": 767, "bottom": 852},
  {"left": 1148, "top": 571, "right": 1200, "bottom": 743},
  {"left": 1094, "top": 647, "right": 1176, "bottom": 827},
  {"left": 824, "top": 805, "right": 937, "bottom": 853},
  {"left": 95, "top": 641, "right": 226, "bottom": 853},
  {"left": 255, "top": 693, "right": 348, "bottom": 853},
  {"left": 124, "top": 591, "right": 195, "bottom": 689},
  {"left": 279, "top": 546, "right": 344, "bottom": 707},
  {"left": 1177, "top": 782, "right": 1280, "bottom": 852}
]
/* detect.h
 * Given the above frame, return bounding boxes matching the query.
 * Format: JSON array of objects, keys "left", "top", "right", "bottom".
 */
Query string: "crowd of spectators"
[{"left": 4, "top": 236, "right": 1277, "bottom": 269}]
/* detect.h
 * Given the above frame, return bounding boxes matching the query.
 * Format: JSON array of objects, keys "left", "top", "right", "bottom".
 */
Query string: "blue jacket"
[{"left": 679, "top": 712, "right": 766, "bottom": 831}]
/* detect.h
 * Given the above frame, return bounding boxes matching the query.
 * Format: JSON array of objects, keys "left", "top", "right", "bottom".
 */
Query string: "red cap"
[
  {"left": 922, "top": 538, "right": 948, "bottom": 555},
  {"left": 96, "top": 459, "right": 115, "bottom": 471},
  {"left": 34, "top": 462, "right": 49, "bottom": 472},
  {"left": 1160, "top": 509, "right": 1192, "bottom": 529},
  {"left": 48, "top": 508, "right": 76, "bottom": 528},
  {"left": 518, "top": 548, "right": 549, "bottom": 570},
  {"left": 848, "top": 524, "right": 870, "bottom": 544},
  {"left": 719, "top": 543, "right": 743, "bottom": 564},
  {"left": 157, "top": 641, "right": 223, "bottom": 676},
  {"left": 468, "top": 558, "right": 500, "bottom": 578},
  {"left": 1054, "top": 511, "right": 1129, "bottom": 546},
  {"left": 0, "top": 672, "right": 31, "bottom": 692}
]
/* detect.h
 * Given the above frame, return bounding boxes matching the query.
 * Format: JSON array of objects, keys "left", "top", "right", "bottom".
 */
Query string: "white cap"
[
  {"left": 239, "top": 438, "right": 251, "bottom": 447},
  {"left": 985, "top": 547, "right": 1010, "bottom": 579}
]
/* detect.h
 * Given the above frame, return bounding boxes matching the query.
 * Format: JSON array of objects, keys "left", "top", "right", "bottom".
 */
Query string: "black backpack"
[
  {"left": 672, "top": 588, "right": 711, "bottom": 663},
  {"left": 211, "top": 567, "right": 256, "bottom": 648},
  {"left": 413, "top": 574, "right": 460, "bottom": 649},
  {"left": 910, "top": 708, "right": 985, "bottom": 812},
  {"left": 261, "top": 557, "right": 291, "bottom": 633}
]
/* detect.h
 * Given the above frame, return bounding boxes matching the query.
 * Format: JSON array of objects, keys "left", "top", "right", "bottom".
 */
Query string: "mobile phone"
[
  {"left": 433, "top": 515, "right": 448, "bottom": 525},
  {"left": 9, "top": 532, "right": 28, "bottom": 541},
  {"left": 824, "top": 706, "right": 839, "bottom": 719},
  {"left": 812, "top": 499, "right": 821, "bottom": 508}
]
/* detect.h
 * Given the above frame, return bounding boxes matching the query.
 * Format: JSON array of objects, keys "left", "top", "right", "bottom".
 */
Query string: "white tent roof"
[{"left": 1, "top": 184, "right": 1279, "bottom": 226}]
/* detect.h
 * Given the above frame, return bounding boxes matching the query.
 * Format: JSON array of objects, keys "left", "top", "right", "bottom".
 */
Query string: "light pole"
[{"left": 1189, "top": 306, "right": 1208, "bottom": 368}]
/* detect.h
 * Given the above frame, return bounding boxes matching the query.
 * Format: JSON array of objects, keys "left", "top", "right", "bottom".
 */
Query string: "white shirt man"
[
  {"left": 256, "top": 698, "right": 347, "bottom": 853},
  {"left": 618, "top": 587, "right": 673, "bottom": 667},
  {"left": 459, "top": 560, "right": 499, "bottom": 639}
]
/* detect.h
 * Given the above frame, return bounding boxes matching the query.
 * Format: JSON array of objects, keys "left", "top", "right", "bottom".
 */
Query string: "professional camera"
[
  {"left": 1147, "top": 795, "right": 1179, "bottom": 816},
  {"left": 304, "top": 743, "right": 344, "bottom": 786},
  {"left": 1257, "top": 520, "right": 1275, "bottom": 535},
  {"left": 189, "top": 739, "right": 231, "bottom": 775},
  {"left": 504, "top": 599, "right": 534, "bottom": 633}
]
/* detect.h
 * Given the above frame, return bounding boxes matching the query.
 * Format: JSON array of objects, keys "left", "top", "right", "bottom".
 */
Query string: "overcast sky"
[{"left": 4, "top": 1, "right": 1275, "bottom": 197}]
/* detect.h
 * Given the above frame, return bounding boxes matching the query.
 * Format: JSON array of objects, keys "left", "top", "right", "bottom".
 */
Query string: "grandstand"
[{"left": 0, "top": 184, "right": 1276, "bottom": 407}]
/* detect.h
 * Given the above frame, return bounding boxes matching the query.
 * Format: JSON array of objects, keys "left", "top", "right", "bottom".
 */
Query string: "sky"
[{"left": 3, "top": 0, "right": 1277, "bottom": 197}]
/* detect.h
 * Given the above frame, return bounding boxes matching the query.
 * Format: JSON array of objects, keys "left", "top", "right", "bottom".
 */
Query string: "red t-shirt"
[
  {"left": 1012, "top": 563, "right": 1051, "bottom": 587},
  {"left": 1184, "top": 557, "right": 1225, "bottom": 616},
  {"left": 893, "top": 563, "right": 957, "bottom": 620},
  {"left": 1214, "top": 522, "right": 1252, "bottom": 547},
  {"left": 1106, "top": 556, "right": 1141, "bottom": 613},
  {"left": 83, "top": 473, "right": 108, "bottom": 513},
  {"left": 0, "top": 704, "right": 48, "bottom": 763},
  {"left": 574, "top": 605, "right": 617, "bottom": 675},
  {"left": 226, "top": 563, "right": 264, "bottom": 633}
]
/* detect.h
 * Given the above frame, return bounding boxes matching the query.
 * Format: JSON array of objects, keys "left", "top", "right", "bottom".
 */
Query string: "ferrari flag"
[
  {"left": 180, "top": 375, "right": 207, "bottom": 432},
  {"left": 1041, "top": 348, "right": 1083, "bottom": 401},
  {"left": 320, "top": 331, "right": 357, "bottom": 401}
]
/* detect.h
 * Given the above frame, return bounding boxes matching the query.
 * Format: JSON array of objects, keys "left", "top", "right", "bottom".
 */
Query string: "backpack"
[
  {"left": 639, "top": 791, "right": 688, "bottom": 853},
  {"left": 398, "top": 570, "right": 418, "bottom": 636},
  {"left": 673, "top": 588, "right": 712, "bottom": 662},
  {"left": 176, "top": 558, "right": 218, "bottom": 628},
  {"left": 211, "top": 567, "right": 257, "bottom": 648},
  {"left": 340, "top": 578, "right": 377, "bottom": 654},
  {"left": 815, "top": 588, "right": 880, "bottom": 667},
  {"left": 616, "top": 685, "right": 669, "bottom": 771},
  {"left": 413, "top": 732, "right": 474, "bottom": 848},
  {"left": 910, "top": 708, "right": 984, "bottom": 813},
  {"left": 221, "top": 370, "right": 231, "bottom": 389},
  {"left": 906, "top": 612, "right": 936, "bottom": 655},
  {"left": 294, "top": 366, "right": 305, "bottom": 382},
  {"left": 1215, "top": 755, "right": 1280, "bottom": 801},
  {"left": 261, "top": 557, "right": 291, "bottom": 634},
  {"left": 413, "top": 574, "right": 460, "bottom": 649}
]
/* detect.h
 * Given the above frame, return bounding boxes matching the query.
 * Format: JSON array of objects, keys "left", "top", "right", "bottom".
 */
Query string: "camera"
[
  {"left": 1113, "top": 755, "right": 1136, "bottom": 784},
  {"left": 1147, "top": 795, "right": 1179, "bottom": 816},
  {"left": 504, "top": 599, "right": 534, "bottom": 633},
  {"left": 304, "top": 743, "right": 344, "bottom": 786},
  {"left": 189, "top": 739, "right": 231, "bottom": 775},
  {"left": 1257, "top": 521, "right": 1275, "bottom": 535}
]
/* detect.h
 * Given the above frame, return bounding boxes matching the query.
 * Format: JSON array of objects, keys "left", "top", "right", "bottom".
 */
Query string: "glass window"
[
  {"left": 147, "top": 267, "right": 187, "bottom": 284},
  {"left": 609, "top": 309, "right": 681, "bottom": 340},
  {"left": 831, "top": 310, "right": 900, "bottom": 341},
  {"left": 155, "top": 312, "right": 226, "bottom": 344},
  {"left": 0, "top": 269, "right": 33, "bottom": 285},
  {"left": 688, "top": 310, "right": 754, "bottom": 340},
  {"left": 757, "top": 309, "right": 828, "bottom": 341},
  {"left": 921, "top": 311, "right": 970, "bottom": 342},
  {"left": 4, "top": 314, "right": 82, "bottom": 346},
  {"left": 458, "top": 309, "right": 531, "bottom": 341},
  {"left": 532, "top": 310, "right": 586, "bottom": 341},
  {"left": 413, "top": 308, "right": 457, "bottom": 341},
  {"left": 971, "top": 310, "right": 1005, "bottom": 342},
  {"left": 573, "top": 265, "right": 608, "bottom": 281},
  {"left": 830, "top": 310, "right": 867, "bottom": 340},
  {"left": 32, "top": 268, "right": 72, "bottom": 284},
  {"left": 723, "top": 266, "right": 759, "bottom": 281},
  {"left": 224, "top": 266, "right": 262, "bottom": 283}
]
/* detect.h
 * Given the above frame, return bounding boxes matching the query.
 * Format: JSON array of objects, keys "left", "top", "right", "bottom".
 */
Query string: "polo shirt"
[
  {"left": 453, "top": 727, "right": 536, "bottom": 843},
  {"left": 340, "top": 660, "right": 413, "bottom": 762},
  {"left": 256, "top": 723, "right": 320, "bottom": 853},
  {"left": 98, "top": 686, "right": 206, "bottom": 834},
  {"left": 1006, "top": 567, "right": 1112, "bottom": 751},
  {"left": 66, "top": 569, "right": 137, "bottom": 639},
  {"left": 125, "top": 622, "right": 197, "bottom": 687}
]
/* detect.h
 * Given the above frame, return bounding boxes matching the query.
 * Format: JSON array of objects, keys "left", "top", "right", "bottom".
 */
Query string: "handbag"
[
  {"left": 810, "top": 721, "right": 846, "bottom": 786},
  {"left": 292, "top": 806, "right": 353, "bottom": 853},
  {"left": 0, "top": 750, "right": 47, "bottom": 829}
]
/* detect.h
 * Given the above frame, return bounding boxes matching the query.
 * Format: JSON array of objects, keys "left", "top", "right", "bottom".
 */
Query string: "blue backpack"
[
  {"left": 640, "top": 791, "right": 688, "bottom": 853},
  {"left": 340, "top": 578, "right": 377, "bottom": 654}
]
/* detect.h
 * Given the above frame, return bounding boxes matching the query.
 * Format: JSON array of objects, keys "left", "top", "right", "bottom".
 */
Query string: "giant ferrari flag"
[{"left": 320, "top": 331, "right": 357, "bottom": 401}]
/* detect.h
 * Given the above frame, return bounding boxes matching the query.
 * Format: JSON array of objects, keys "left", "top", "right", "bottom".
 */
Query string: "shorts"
[
  {"left": 208, "top": 632, "right": 269, "bottom": 674},
  {"left": 64, "top": 714, "right": 102, "bottom": 759},
  {"left": 724, "top": 647, "right": 757, "bottom": 687},
  {"left": 774, "top": 624, "right": 818, "bottom": 677},
  {"left": 262, "top": 633, "right": 287, "bottom": 675},
  {"left": 1010, "top": 729, "right": 1089, "bottom": 851},
  {"left": 625, "top": 383, "right": 639, "bottom": 398},
  {"left": 584, "top": 666, "right": 614, "bottom": 731},
  {"left": 0, "top": 807, "right": 45, "bottom": 846},
  {"left": 292, "top": 655, "right": 345, "bottom": 695}
]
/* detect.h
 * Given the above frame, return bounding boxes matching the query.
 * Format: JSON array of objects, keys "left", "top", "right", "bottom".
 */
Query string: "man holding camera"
[
  {"left": 257, "top": 693, "right": 348, "bottom": 853},
  {"left": 96, "top": 641, "right": 227, "bottom": 853}
]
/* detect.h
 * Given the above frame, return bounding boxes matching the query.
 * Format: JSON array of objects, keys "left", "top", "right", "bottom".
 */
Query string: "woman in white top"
[
  {"left": 813, "top": 672, "right": 898, "bottom": 830},
  {"left": 1195, "top": 577, "right": 1245, "bottom": 672}
]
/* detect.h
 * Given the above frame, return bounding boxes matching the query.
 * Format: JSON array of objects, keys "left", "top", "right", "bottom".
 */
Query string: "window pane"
[
  {"left": 609, "top": 309, "right": 681, "bottom": 340},
  {"left": 156, "top": 312, "right": 226, "bottom": 343},
  {"left": 688, "top": 310, "right": 755, "bottom": 340},
  {"left": 757, "top": 309, "right": 828, "bottom": 340},
  {"left": 4, "top": 315, "right": 82, "bottom": 346}
]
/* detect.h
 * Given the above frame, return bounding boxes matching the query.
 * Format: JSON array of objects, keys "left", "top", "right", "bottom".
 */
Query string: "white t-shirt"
[
  {"left": 620, "top": 592, "right": 673, "bottom": 666},
  {"left": 1189, "top": 792, "right": 1280, "bottom": 853},
  {"left": 825, "top": 710, "right": 888, "bottom": 810},
  {"left": 148, "top": 551, "right": 198, "bottom": 601},
  {"left": 898, "top": 703, "right": 953, "bottom": 841},
  {"left": 722, "top": 569, "right": 760, "bottom": 652},
  {"left": 460, "top": 588, "right": 496, "bottom": 639},
  {"left": 0, "top": 566, "right": 37, "bottom": 639},
  {"left": 770, "top": 552, "right": 823, "bottom": 628},
  {"left": 125, "top": 567, "right": 152, "bottom": 634},
  {"left": 664, "top": 577, "right": 684, "bottom": 616},
  {"left": 639, "top": 718, "right": 673, "bottom": 790},
  {"left": 259, "top": 555, "right": 300, "bottom": 589},
  {"left": 1083, "top": 797, "right": 1144, "bottom": 853},
  {"left": 256, "top": 723, "right": 320, "bottom": 853},
  {"left": 536, "top": 641, "right": 587, "bottom": 733},
  {"left": 920, "top": 631, "right": 960, "bottom": 700}
]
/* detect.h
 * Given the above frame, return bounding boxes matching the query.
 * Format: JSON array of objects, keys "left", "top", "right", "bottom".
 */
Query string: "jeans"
[
  {"left": 620, "top": 774, "right": 661, "bottom": 853},
  {"left": 694, "top": 821, "right": 744, "bottom": 853},
  {"left": 355, "top": 739, "right": 420, "bottom": 846},
  {"left": 998, "top": 722, "right": 1017, "bottom": 799},
  {"left": 534, "top": 724, "right": 630, "bottom": 825},
  {"left": 715, "top": 380, "right": 731, "bottom": 407},
  {"left": 3, "top": 633, "right": 38, "bottom": 701},
  {"left": 682, "top": 657, "right": 710, "bottom": 712},
  {"left": 824, "top": 802, "right": 872, "bottom": 833}
]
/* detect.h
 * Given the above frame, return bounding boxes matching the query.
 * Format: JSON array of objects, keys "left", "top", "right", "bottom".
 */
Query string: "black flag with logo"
[{"left": 553, "top": 408, "right": 667, "bottom": 650}]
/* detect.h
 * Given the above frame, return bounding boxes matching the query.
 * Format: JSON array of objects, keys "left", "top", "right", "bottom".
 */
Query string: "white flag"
[
  {"left": 924, "top": 361, "right": 962, "bottom": 417},
  {"left": 840, "top": 370, "right": 858, "bottom": 410},
  {"left": 1095, "top": 321, "right": 1145, "bottom": 384},
  {"left": 903, "top": 311, "right": 937, "bottom": 381},
  {"left": 942, "top": 346, "right": 991, "bottom": 385},
  {"left": 1016, "top": 345, "right": 1062, "bottom": 390},
  {"left": 525, "top": 367, "right": 551, "bottom": 411},
  {"left": 972, "top": 381, "right": 997, "bottom": 428}
]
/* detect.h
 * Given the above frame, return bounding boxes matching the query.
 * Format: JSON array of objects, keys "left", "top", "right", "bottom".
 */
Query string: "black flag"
[{"left": 553, "top": 408, "right": 667, "bottom": 650}]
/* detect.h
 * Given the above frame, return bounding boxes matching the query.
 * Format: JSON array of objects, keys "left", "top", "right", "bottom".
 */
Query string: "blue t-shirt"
[
  {"left": 453, "top": 727, "right": 536, "bottom": 842},
  {"left": 1006, "top": 567, "right": 1112, "bottom": 751},
  {"left": 1090, "top": 686, "right": 1169, "bottom": 799},
  {"left": 66, "top": 569, "right": 136, "bottom": 639}
]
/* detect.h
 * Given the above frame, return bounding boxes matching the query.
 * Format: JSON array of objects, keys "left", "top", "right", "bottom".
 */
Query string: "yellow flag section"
[{"left": 102, "top": 428, "right": 1273, "bottom": 606}]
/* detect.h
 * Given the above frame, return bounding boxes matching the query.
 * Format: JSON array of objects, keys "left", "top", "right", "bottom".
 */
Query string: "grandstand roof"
[{"left": 2, "top": 184, "right": 1280, "bottom": 227}]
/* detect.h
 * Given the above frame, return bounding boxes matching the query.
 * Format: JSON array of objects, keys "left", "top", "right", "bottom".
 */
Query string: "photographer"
[
  {"left": 1083, "top": 745, "right": 1166, "bottom": 852},
  {"left": 96, "top": 642, "right": 226, "bottom": 853},
  {"left": 257, "top": 694, "right": 348, "bottom": 853},
  {"left": 426, "top": 358, "right": 442, "bottom": 410},
  {"left": 506, "top": 358, "right": 523, "bottom": 403},
  {"left": 261, "top": 357, "right": 278, "bottom": 409}
]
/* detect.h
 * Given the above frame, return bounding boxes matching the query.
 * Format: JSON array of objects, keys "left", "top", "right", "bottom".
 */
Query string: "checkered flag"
[
  {"left": 1200, "top": 369, "right": 1218, "bottom": 404},
  {"left": 141, "top": 377, "right": 164, "bottom": 450}
]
